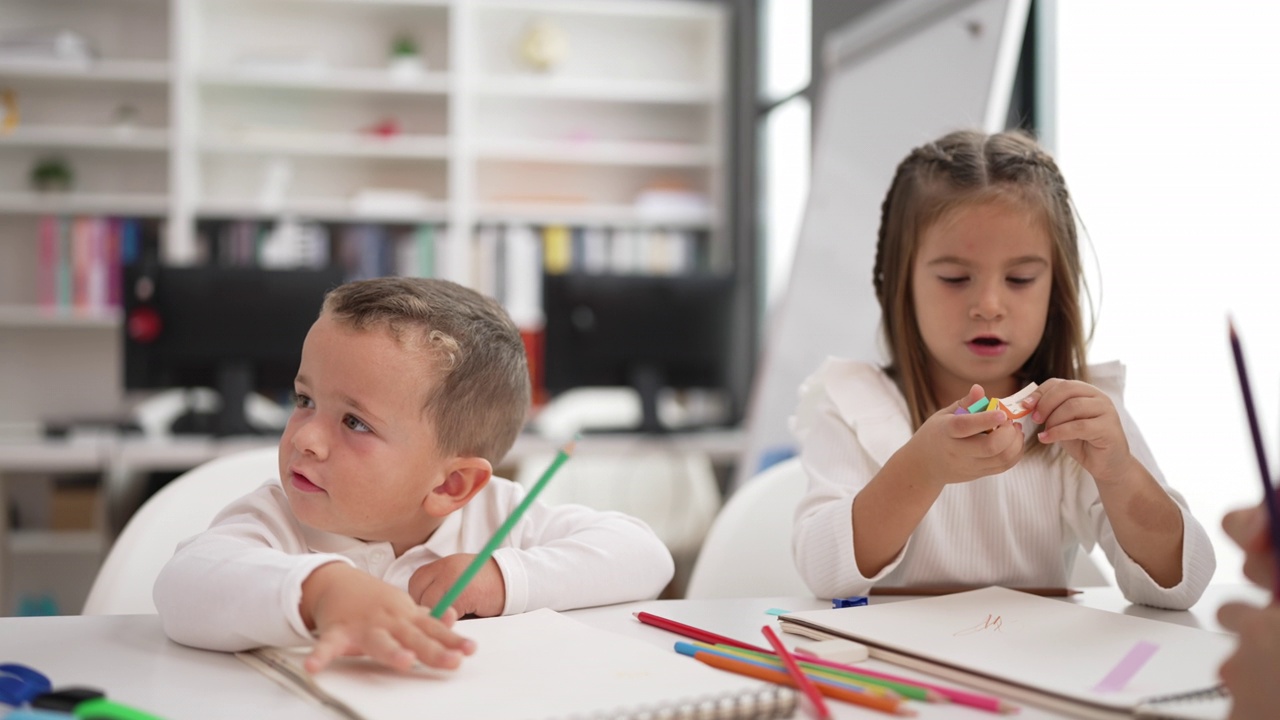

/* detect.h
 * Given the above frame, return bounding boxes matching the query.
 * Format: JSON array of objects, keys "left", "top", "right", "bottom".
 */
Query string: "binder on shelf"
[{"left": 239, "top": 608, "right": 796, "bottom": 720}]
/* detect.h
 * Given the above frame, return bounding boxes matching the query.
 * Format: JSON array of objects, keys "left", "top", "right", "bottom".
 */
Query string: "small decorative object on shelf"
[
  {"left": 520, "top": 18, "right": 567, "bottom": 72},
  {"left": 112, "top": 103, "right": 139, "bottom": 135},
  {"left": 1, "top": 88, "right": 18, "bottom": 134},
  {"left": 30, "top": 157, "right": 73, "bottom": 193},
  {"left": 387, "top": 34, "right": 425, "bottom": 81},
  {"left": 364, "top": 117, "right": 402, "bottom": 138}
]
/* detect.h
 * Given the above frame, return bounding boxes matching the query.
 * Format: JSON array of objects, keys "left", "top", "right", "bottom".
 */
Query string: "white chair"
[
  {"left": 685, "top": 456, "right": 811, "bottom": 599},
  {"left": 515, "top": 448, "right": 721, "bottom": 596},
  {"left": 82, "top": 446, "right": 278, "bottom": 615},
  {"left": 685, "top": 455, "right": 1111, "bottom": 598}
]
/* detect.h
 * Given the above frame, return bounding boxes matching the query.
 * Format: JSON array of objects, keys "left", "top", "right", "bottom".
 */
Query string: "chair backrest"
[
  {"left": 82, "top": 446, "right": 279, "bottom": 615},
  {"left": 684, "top": 456, "right": 811, "bottom": 599}
]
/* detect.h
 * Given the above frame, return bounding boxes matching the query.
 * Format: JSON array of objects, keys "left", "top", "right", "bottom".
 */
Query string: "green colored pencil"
[
  {"left": 718, "top": 644, "right": 944, "bottom": 702},
  {"left": 429, "top": 436, "right": 578, "bottom": 619}
]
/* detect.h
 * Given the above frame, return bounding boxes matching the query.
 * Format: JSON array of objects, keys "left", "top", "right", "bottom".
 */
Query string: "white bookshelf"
[{"left": 0, "top": 0, "right": 728, "bottom": 411}]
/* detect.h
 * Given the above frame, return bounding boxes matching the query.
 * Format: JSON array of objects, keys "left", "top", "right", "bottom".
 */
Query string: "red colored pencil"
[
  {"left": 763, "top": 625, "right": 831, "bottom": 720},
  {"left": 634, "top": 611, "right": 768, "bottom": 653}
]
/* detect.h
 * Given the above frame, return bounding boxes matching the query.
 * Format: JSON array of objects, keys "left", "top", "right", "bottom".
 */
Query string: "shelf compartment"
[
  {"left": 0, "top": 306, "right": 121, "bottom": 330},
  {"left": 201, "top": 132, "right": 449, "bottom": 160},
  {"left": 0, "top": 60, "right": 170, "bottom": 85},
  {"left": 199, "top": 67, "right": 450, "bottom": 95},
  {"left": 0, "top": 126, "right": 170, "bottom": 152},
  {"left": 0, "top": 192, "right": 168, "bottom": 216},
  {"left": 475, "top": 201, "right": 714, "bottom": 230},
  {"left": 199, "top": 154, "right": 447, "bottom": 215},
  {"left": 473, "top": 76, "right": 715, "bottom": 105},
  {"left": 198, "top": 197, "right": 449, "bottom": 224},
  {"left": 474, "top": 138, "right": 714, "bottom": 168}
]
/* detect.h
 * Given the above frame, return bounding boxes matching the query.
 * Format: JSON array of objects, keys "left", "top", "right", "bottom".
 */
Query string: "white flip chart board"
[{"left": 735, "top": 0, "right": 1030, "bottom": 489}]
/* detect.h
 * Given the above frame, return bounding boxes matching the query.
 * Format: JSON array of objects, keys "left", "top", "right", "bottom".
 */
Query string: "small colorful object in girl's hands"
[{"left": 956, "top": 382, "right": 1039, "bottom": 422}]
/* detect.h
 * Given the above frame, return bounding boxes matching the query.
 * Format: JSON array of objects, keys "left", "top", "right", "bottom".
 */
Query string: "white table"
[{"left": 0, "top": 586, "right": 1265, "bottom": 720}]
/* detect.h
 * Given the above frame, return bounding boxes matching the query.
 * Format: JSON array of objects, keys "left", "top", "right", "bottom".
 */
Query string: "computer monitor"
[
  {"left": 542, "top": 273, "right": 736, "bottom": 434},
  {"left": 123, "top": 263, "right": 344, "bottom": 436}
]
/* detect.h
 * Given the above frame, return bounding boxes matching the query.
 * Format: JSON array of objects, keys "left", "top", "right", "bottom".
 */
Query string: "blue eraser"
[{"left": 832, "top": 595, "right": 868, "bottom": 608}]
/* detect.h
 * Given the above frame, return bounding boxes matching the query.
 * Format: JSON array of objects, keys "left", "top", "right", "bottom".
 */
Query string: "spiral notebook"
[
  {"left": 778, "top": 586, "right": 1232, "bottom": 720},
  {"left": 238, "top": 608, "right": 796, "bottom": 720}
]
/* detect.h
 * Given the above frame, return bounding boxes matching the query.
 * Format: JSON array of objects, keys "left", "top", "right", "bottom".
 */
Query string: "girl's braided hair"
[{"left": 872, "top": 129, "right": 1090, "bottom": 429}]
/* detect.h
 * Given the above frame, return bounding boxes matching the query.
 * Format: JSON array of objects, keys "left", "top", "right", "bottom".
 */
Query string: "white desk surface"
[{"left": 0, "top": 585, "right": 1265, "bottom": 720}]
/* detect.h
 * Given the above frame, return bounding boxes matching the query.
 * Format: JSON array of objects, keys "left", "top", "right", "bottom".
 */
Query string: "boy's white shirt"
[
  {"left": 154, "top": 477, "right": 675, "bottom": 651},
  {"left": 790, "top": 359, "right": 1217, "bottom": 610}
]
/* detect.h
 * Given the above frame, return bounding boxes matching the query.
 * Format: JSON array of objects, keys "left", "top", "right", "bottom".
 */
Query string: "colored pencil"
[
  {"left": 791, "top": 648, "right": 1017, "bottom": 714},
  {"left": 639, "top": 611, "right": 1012, "bottom": 713},
  {"left": 691, "top": 650, "right": 914, "bottom": 716},
  {"left": 763, "top": 625, "right": 832, "bottom": 720},
  {"left": 676, "top": 643, "right": 901, "bottom": 700},
  {"left": 713, "top": 644, "right": 940, "bottom": 702},
  {"left": 869, "top": 586, "right": 1079, "bottom": 597},
  {"left": 634, "top": 611, "right": 769, "bottom": 653},
  {"left": 1228, "top": 318, "right": 1280, "bottom": 599},
  {"left": 430, "top": 436, "right": 577, "bottom": 618}
]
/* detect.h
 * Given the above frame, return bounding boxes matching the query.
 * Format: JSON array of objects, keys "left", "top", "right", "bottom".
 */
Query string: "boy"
[{"left": 154, "top": 277, "right": 675, "bottom": 673}]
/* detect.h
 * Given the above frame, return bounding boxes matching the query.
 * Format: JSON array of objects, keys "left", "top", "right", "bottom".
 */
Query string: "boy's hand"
[
  {"left": 409, "top": 554, "right": 506, "bottom": 619},
  {"left": 300, "top": 562, "right": 475, "bottom": 674},
  {"left": 1024, "top": 379, "right": 1133, "bottom": 484},
  {"left": 911, "top": 384, "right": 1024, "bottom": 485}
]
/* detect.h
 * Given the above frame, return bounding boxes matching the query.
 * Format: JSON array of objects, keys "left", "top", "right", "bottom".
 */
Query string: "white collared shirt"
[
  {"left": 790, "top": 359, "right": 1216, "bottom": 610},
  {"left": 154, "top": 477, "right": 674, "bottom": 651}
]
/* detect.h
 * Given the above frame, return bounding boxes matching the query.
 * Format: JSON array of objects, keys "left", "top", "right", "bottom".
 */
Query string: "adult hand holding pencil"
[{"left": 1226, "top": 318, "right": 1280, "bottom": 599}]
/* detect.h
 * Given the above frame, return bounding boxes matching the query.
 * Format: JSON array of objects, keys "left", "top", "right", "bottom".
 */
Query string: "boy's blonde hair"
[
  {"left": 321, "top": 277, "right": 530, "bottom": 464},
  {"left": 872, "top": 129, "right": 1091, "bottom": 429}
]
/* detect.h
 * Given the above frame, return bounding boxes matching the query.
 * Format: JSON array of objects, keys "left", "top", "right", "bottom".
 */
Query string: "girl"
[{"left": 791, "top": 129, "right": 1214, "bottom": 610}]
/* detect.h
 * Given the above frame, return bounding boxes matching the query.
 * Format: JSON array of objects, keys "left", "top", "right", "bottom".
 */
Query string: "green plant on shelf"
[
  {"left": 388, "top": 34, "right": 426, "bottom": 79},
  {"left": 30, "top": 157, "right": 73, "bottom": 193}
]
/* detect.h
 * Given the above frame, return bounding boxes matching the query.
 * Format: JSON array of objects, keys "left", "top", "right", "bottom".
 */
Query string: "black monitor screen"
[
  {"left": 123, "top": 264, "right": 344, "bottom": 436},
  {"left": 542, "top": 273, "right": 735, "bottom": 433}
]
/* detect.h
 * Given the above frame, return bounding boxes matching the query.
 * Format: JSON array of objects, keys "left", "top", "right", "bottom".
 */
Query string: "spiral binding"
[
  {"left": 1142, "top": 684, "right": 1230, "bottom": 706},
  {"left": 561, "top": 686, "right": 798, "bottom": 720}
]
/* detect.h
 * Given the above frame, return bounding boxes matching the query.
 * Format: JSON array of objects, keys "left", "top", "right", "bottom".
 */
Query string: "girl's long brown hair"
[{"left": 872, "top": 129, "right": 1091, "bottom": 429}]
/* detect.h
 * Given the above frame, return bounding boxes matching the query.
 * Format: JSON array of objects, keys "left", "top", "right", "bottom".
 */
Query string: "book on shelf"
[
  {"left": 38, "top": 215, "right": 140, "bottom": 313},
  {"left": 238, "top": 608, "right": 796, "bottom": 720},
  {"left": 777, "top": 586, "right": 1233, "bottom": 720}
]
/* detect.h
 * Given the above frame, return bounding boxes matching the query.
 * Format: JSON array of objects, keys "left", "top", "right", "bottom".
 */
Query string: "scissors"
[{"left": 0, "top": 663, "right": 52, "bottom": 706}]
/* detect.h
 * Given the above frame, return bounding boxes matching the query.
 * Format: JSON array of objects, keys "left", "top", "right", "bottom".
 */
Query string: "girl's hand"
[
  {"left": 1024, "top": 378, "right": 1133, "bottom": 485},
  {"left": 909, "top": 384, "right": 1025, "bottom": 486}
]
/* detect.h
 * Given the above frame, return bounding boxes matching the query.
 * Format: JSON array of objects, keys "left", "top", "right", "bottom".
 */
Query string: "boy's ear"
[{"left": 424, "top": 456, "right": 492, "bottom": 516}]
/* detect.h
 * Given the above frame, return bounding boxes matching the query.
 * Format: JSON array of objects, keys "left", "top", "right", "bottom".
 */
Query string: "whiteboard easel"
[{"left": 735, "top": 0, "right": 1030, "bottom": 490}]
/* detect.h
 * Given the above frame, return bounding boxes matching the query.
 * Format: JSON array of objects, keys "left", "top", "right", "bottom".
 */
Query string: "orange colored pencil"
[{"left": 692, "top": 651, "right": 915, "bottom": 716}]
